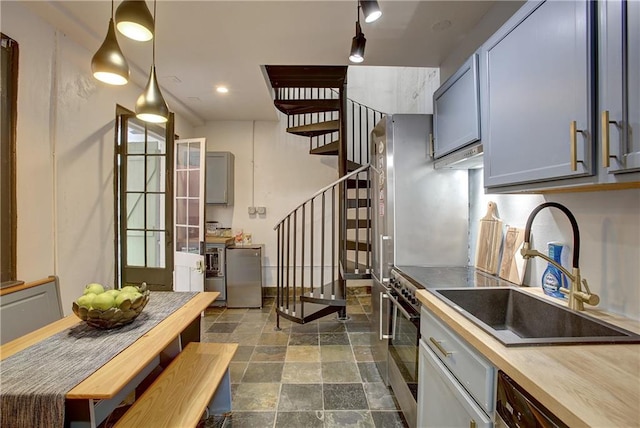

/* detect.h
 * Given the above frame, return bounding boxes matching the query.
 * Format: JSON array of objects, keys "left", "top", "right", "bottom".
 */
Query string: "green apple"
[
  {"left": 84, "top": 283, "right": 105, "bottom": 295},
  {"left": 121, "top": 286, "right": 139, "bottom": 294},
  {"left": 76, "top": 293, "right": 96, "bottom": 308},
  {"left": 115, "top": 292, "right": 134, "bottom": 308},
  {"left": 92, "top": 293, "right": 115, "bottom": 311},
  {"left": 104, "top": 289, "right": 120, "bottom": 298}
]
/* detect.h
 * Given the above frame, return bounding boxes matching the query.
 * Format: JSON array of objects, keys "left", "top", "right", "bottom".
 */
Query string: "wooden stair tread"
[
  {"left": 114, "top": 342, "right": 237, "bottom": 428},
  {"left": 310, "top": 140, "right": 339, "bottom": 156},
  {"left": 265, "top": 65, "right": 347, "bottom": 88},
  {"left": 347, "top": 198, "right": 370, "bottom": 209},
  {"left": 277, "top": 301, "right": 342, "bottom": 324},
  {"left": 300, "top": 281, "right": 346, "bottom": 305},
  {"left": 346, "top": 218, "right": 371, "bottom": 229},
  {"left": 346, "top": 178, "right": 370, "bottom": 189},
  {"left": 342, "top": 260, "right": 370, "bottom": 273},
  {"left": 287, "top": 120, "right": 340, "bottom": 137},
  {"left": 274, "top": 99, "right": 340, "bottom": 115},
  {"left": 347, "top": 160, "right": 363, "bottom": 172},
  {"left": 346, "top": 240, "right": 371, "bottom": 251}
]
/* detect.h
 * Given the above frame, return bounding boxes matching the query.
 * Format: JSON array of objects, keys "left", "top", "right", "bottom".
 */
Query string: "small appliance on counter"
[{"left": 204, "top": 221, "right": 233, "bottom": 306}]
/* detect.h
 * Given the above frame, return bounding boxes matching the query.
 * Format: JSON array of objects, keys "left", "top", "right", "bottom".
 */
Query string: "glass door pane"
[{"left": 116, "top": 107, "right": 174, "bottom": 290}]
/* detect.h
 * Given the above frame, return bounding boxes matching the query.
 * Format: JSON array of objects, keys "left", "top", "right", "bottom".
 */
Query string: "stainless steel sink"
[{"left": 429, "top": 287, "right": 640, "bottom": 346}]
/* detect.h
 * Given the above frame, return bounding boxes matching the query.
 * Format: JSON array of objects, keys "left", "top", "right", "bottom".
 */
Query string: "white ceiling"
[{"left": 23, "top": 1, "right": 503, "bottom": 126}]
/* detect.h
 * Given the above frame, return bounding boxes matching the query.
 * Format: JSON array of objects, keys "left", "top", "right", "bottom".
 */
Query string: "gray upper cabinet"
[
  {"left": 599, "top": 0, "right": 640, "bottom": 178},
  {"left": 205, "top": 152, "right": 234, "bottom": 205},
  {"left": 433, "top": 53, "right": 481, "bottom": 158},
  {"left": 482, "top": 0, "right": 595, "bottom": 189}
]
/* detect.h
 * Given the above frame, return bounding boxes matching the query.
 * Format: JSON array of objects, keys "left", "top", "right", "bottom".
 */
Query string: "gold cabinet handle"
[
  {"left": 601, "top": 110, "right": 619, "bottom": 168},
  {"left": 570, "top": 121, "right": 586, "bottom": 172},
  {"left": 429, "top": 336, "right": 452, "bottom": 357},
  {"left": 602, "top": 111, "right": 611, "bottom": 168},
  {"left": 470, "top": 419, "right": 477, "bottom": 428}
]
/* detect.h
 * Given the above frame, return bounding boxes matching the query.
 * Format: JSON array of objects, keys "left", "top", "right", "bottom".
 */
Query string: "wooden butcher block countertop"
[
  {"left": 416, "top": 287, "right": 640, "bottom": 427},
  {"left": 205, "top": 236, "right": 234, "bottom": 245}
]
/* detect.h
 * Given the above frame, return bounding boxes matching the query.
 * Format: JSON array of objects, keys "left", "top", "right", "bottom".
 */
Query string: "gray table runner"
[{"left": 0, "top": 291, "right": 197, "bottom": 428}]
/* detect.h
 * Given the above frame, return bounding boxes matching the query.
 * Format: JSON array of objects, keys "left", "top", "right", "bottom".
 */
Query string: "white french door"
[{"left": 173, "top": 138, "right": 206, "bottom": 292}]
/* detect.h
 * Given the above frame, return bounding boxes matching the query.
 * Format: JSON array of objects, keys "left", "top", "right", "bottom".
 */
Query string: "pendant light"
[
  {"left": 349, "top": 7, "right": 366, "bottom": 64},
  {"left": 91, "top": 0, "right": 129, "bottom": 85},
  {"left": 359, "top": 0, "right": 382, "bottom": 23},
  {"left": 136, "top": 0, "right": 169, "bottom": 123},
  {"left": 116, "top": 0, "right": 154, "bottom": 42}
]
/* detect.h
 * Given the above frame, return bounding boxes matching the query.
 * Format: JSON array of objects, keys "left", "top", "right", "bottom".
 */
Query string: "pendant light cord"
[
  {"left": 152, "top": 0, "right": 156, "bottom": 66},
  {"left": 110, "top": 0, "right": 114, "bottom": 18}
]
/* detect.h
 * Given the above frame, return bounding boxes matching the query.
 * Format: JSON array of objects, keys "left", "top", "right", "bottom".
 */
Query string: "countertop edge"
[{"left": 416, "top": 288, "right": 640, "bottom": 427}]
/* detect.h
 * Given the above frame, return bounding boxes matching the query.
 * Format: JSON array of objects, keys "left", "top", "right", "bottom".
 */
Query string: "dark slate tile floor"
[{"left": 201, "top": 293, "right": 409, "bottom": 428}]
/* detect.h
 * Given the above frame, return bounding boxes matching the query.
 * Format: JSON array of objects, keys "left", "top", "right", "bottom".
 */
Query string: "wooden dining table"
[{"left": 0, "top": 291, "right": 218, "bottom": 428}]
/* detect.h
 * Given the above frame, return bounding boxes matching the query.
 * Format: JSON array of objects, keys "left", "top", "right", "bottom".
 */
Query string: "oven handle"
[
  {"left": 387, "top": 292, "right": 419, "bottom": 322},
  {"left": 379, "top": 292, "right": 392, "bottom": 340}
]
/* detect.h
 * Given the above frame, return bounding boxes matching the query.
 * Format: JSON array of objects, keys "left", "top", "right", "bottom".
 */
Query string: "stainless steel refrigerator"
[
  {"left": 226, "top": 245, "right": 263, "bottom": 308},
  {"left": 370, "top": 114, "right": 469, "bottom": 383}
]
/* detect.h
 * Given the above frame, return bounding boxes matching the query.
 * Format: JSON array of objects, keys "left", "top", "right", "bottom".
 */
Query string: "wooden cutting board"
[
  {"left": 498, "top": 226, "right": 527, "bottom": 284},
  {"left": 475, "top": 201, "right": 503, "bottom": 275}
]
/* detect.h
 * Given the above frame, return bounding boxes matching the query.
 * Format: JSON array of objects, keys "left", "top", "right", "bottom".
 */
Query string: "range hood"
[{"left": 433, "top": 143, "right": 483, "bottom": 170}]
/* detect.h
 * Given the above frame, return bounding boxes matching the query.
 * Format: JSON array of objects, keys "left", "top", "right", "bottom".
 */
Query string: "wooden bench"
[{"left": 114, "top": 342, "right": 238, "bottom": 428}]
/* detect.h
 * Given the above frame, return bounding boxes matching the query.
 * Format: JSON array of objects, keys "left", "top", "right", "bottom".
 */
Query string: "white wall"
[
  {"left": 347, "top": 66, "right": 439, "bottom": 114},
  {"left": 468, "top": 171, "right": 640, "bottom": 320},
  {"left": 196, "top": 119, "right": 338, "bottom": 287},
  {"left": 3, "top": 2, "right": 194, "bottom": 314}
]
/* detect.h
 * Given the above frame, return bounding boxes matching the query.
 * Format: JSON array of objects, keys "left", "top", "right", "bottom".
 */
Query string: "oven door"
[{"left": 387, "top": 291, "right": 420, "bottom": 428}]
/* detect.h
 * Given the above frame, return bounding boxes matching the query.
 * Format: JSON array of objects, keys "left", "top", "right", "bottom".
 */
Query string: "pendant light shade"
[
  {"left": 116, "top": 0, "right": 154, "bottom": 42},
  {"left": 359, "top": 0, "right": 382, "bottom": 23},
  {"left": 92, "top": 18, "right": 130, "bottom": 85},
  {"left": 136, "top": 0, "right": 169, "bottom": 123},
  {"left": 349, "top": 21, "right": 366, "bottom": 63},
  {"left": 136, "top": 66, "right": 169, "bottom": 123}
]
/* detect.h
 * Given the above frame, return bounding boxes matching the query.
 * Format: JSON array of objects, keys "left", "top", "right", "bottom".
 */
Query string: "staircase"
[{"left": 265, "top": 65, "right": 384, "bottom": 326}]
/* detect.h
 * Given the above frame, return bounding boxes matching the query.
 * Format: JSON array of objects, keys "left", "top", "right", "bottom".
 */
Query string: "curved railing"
[{"left": 274, "top": 164, "right": 372, "bottom": 318}]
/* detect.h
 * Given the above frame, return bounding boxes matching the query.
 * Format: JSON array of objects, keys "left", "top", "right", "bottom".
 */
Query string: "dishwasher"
[
  {"left": 226, "top": 245, "right": 262, "bottom": 308},
  {"left": 496, "top": 371, "right": 568, "bottom": 428}
]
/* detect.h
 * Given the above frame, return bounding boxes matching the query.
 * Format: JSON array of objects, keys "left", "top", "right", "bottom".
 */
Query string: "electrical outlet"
[
  {"left": 248, "top": 206, "right": 256, "bottom": 215},
  {"left": 256, "top": 206, "right": 266, "bottom": 215}
]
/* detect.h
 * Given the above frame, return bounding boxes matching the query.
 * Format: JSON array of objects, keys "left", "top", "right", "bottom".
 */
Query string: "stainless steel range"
[{"left": 386, "top": 268, "right": 423, "bottom": 427}]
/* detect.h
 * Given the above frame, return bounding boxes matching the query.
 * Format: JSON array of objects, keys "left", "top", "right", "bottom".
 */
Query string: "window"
[
  {"left": 115, "top": 105, "right": 175, "bottom": 290},
  {"left": 1, "top": 34, "right": 19, "bottom": 286}
]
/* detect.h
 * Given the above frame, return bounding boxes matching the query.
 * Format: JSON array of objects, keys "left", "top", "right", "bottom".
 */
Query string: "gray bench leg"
[{"left": 207, "top": 368, "right": 232, "bottom": 414}]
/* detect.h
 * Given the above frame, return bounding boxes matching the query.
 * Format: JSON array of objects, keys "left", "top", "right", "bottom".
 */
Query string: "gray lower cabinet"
[
  {"left": 205, "top": 152, "right": 234, "bottom": 205},
  {"left": 599, "top": 0, "right": 640, "bottom": 178},
  {"left": 418, "top": 341, "right": 493, "bottom": 428},
  {"left": 482, "top": 0, "right": 595, "bottom": 189},
  {"left": 418, "top": 307, "right": 496, "bottom": 427},
  {"left": 433, "top": 53, "right": 481, "bottom": 159}
]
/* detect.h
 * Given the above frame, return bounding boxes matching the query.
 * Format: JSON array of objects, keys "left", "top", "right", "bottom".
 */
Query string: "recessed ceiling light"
[{"left": 216, "top": 86, "right": 229, "bottom": 94}]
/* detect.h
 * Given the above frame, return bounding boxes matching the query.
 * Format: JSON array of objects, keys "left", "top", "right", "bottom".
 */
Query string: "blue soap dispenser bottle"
[{"left": 541, "top": 242, "right": 569, "bottom": 298}]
